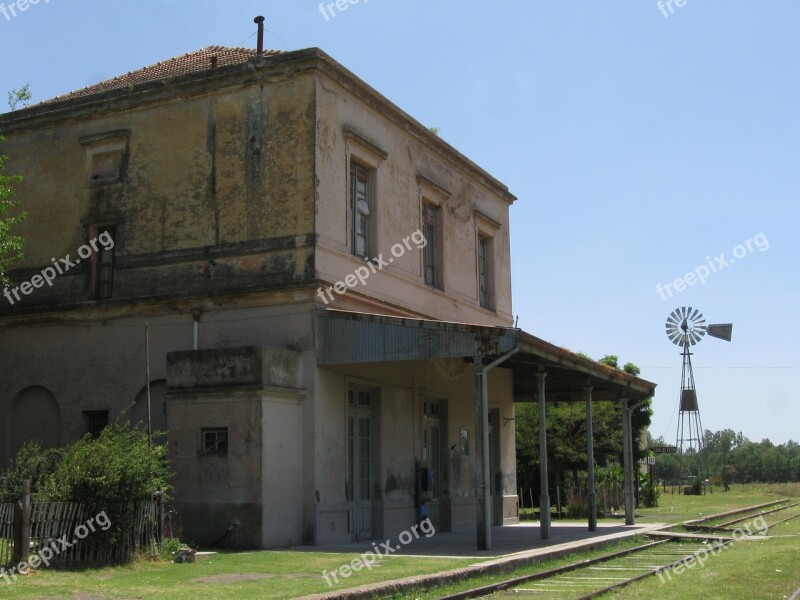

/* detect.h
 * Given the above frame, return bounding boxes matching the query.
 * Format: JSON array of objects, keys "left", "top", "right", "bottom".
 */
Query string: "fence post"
[
  {"left": 156, "top": 488, "right": 164, "bottom": 547},
  {"left": 13, "top": 480, "right": 31, "bottom": 564}
]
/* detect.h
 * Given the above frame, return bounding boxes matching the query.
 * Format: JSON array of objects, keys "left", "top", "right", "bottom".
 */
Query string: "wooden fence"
[
  {"left": 1, "top": 493, "right": 162, "bottom": 569},
  {"left": 0, "top": 502, "right": 13, "bottom": 569}
]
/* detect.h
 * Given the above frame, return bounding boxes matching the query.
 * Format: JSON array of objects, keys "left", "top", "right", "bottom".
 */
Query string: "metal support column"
[
  {"left": 474, "top": 358, "right": 487, "bottom": 550},
  {"left": 585, "top": 384, "right": 596, "bottom": 531},
  {"left": 536, "top": 369, "right": 550, "bottom": 540},
  {"left": 474, "top": 348, "right": 519, "bottom": 551},
  {"left": 622, "top": 397, "right": 635, "bottom": 526}
]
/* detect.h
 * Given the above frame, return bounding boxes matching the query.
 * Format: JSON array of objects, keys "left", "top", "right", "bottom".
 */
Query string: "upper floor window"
[
  {"left": 343, "top": 128, "right": 387, "bottom": 261},
  {"left": 478, "top": 234, "right": 493, "bottom": 309},
  {"left": 474, "top": 210, "right": 501, "bottom": 311},
  {"left": 80, "top": 130, "right": 129, "bottom": 186},
  {"left": 417, "top": 175, "right": 450, "bottom": 290},
  {"left": 422, "top": 203, "right": 441, "bottom": 288},
  {"left": 351, "top": 162, "right": 372, "bottom": 259},
  {"left": 92, "top": 226, "right": 116, "bottom": 300}
]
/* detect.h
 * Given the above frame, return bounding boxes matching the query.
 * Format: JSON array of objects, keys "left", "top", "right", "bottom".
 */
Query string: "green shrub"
[
  {"left": 160, "top": 537, "right": 187, "bottom": 560},
  {"left": 0, "top": 441, "right": 60, "bottom": 502},
  {"left": 40, "top": 422, "right": 170, "bottom": 544},
  {"left": 565, "top": 502, "right": 588, "bottom": 518},
  {"left": 640, "top": 476, "right": 661, "bottom": 507}
]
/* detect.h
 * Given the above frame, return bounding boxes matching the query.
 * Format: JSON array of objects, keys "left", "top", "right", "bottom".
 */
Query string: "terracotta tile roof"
[{"left": 46, "top": 45, "right": 282, "bottom": 103}]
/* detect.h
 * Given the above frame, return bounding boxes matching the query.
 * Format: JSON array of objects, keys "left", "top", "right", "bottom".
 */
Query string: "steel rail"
[{"left": 435, "top": 539, "right": 668, "bottom": 600}]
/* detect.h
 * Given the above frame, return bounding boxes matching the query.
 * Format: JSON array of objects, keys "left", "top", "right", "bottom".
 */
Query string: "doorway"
[
  {"left": 423, "top": 399, "right": 444, "bottom": 530},
  {"left": 347, "top": 386, "right": 375, "bottom": 540}
]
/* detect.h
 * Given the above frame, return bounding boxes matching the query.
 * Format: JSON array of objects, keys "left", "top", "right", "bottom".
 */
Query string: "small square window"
[
  {"left": 201, "top": 427, "right": 228, "bottom": 455},
  {"left": 81, "top": 130, "right": 129, "bottom": 187},
  {"left": 90, "top": 151, "right": 122, "bottom": 183},
  {"left": 83, "top": 410, "right": 109, "bottom": 438}
]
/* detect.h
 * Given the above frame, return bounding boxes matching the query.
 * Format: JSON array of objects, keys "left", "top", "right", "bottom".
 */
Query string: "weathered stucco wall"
[
  {"left": 0, "top": 72, "right": 316, "bottom": 310},
  {"left": 0, "top": 302, "right": 316, "bottom": 465},
  {"left": 166, "top": 345, "right": 306, "bottom": 548},
  {"left": 314, "top": 359, "right": 515, "bottom": 543},
  {"left": 313, "top": 73, "right": 514, "bottom": 326}
]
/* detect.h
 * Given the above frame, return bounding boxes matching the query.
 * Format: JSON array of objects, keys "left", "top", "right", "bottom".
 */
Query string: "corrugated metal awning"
[
  {"left": 316, "top": 309, "right": 656, "bottom": 402},
  {"left": 317, "top": 309, "right": 519, "bottom": 364}
]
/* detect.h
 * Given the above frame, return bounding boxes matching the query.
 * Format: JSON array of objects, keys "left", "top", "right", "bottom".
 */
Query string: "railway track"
[
  {"left": 437, "top": 499, "right": 795, "bottom": 600},
  {"left": 687, "top": 498, "right": 800, "bottom": 534}
]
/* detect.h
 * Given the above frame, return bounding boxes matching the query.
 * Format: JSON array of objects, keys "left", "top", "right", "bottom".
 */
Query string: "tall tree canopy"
[
  {"left": 0, "top": 137, "right": 26, "bottom": 286},
  {"left": 0, "top": 86, "right": 30, "bottom": 286}
]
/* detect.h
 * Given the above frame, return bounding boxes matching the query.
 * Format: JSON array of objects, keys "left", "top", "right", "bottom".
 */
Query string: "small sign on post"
[{"left": 638, "top": 456, "right": 656, "bottom": 465}]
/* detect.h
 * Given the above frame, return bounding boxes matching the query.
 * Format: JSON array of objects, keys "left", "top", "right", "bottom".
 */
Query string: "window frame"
[
  {"left": 474, "top": 211, "right": 501, "bottom": 311},
  {"left": 200, "top": 427, "right": 229, "bottom": 455},
  {"left": 90, "top": 224, "right": 117, "bottom": 300},
  {"left": 350, "top": 161, "right": 373, "bottom": 259},
  {"left": 343, "top": 128, "right": 387, "bottom": 261},
  {"left": 477, "top": 234, "right": 492, "bottom": 309},
  {"left": 80, "top": 130, "right": 130, "bottom": 187},
  {"left": 83, "top": 410, "right": 109, "bottom": 438},
  {"left": 417, "top": 175, "right": 450, "bottom": 290},
  {"left": 422, "top": 202, "right": 441, "bottom": 288}
]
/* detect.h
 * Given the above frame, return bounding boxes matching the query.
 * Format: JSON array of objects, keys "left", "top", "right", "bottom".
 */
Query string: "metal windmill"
[{"left": 665, "top": 307, "right": 732, "bottom": 494}]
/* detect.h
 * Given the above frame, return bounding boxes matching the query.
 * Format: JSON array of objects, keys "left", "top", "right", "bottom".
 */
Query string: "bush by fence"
[{"left": 1, "top": 490, "right": 162, "bottom": 570}]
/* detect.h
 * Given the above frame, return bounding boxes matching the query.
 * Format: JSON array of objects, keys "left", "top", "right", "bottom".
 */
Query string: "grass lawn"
[
  {"left": 607, "top": 535, "right": 800, "bottom": 599},
  {"left": 1, "top": 483, "right": 797, "bottom": 599},
  {"left": 0, "top": 551, "right": 466, "bottom": 599},
  {"left": 634, "top": 484, "right": 785, "bottom": 524}
]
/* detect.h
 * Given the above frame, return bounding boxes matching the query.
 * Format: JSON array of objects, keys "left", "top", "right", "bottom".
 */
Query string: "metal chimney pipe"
[{"left": 254, "top": 16, "right": 265, "bottom": 55}]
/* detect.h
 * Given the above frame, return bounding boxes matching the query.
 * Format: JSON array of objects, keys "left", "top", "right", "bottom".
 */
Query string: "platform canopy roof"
[{"left": 317, "top": 309, "right": 656, "bottom": 404}]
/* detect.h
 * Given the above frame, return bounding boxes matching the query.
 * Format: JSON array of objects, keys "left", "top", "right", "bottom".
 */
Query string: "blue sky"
[{"left": 2, "top": 1, "right": 798, "bottom": 444}]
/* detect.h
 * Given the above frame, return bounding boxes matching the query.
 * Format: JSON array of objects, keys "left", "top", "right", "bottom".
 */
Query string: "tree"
[
  {"left": 0, "top": 86, "right": 30, "bottom": 285},
  {"left": 7, "top": 85, "right": 32, "bottom": 111},
  {"left": 0, "top": 137, "right": 26, "bottom": 286},
  {"left": 0, "top": 441, "right": 60, "bottom": 502}
]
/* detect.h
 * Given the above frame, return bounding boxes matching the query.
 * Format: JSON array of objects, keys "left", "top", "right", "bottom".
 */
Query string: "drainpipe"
[
  {"left": 478, "top": 347, "right": 519, "bottom": 550},
  {"left": 623, "top": 396, "right": 650, "bottom": 525}
]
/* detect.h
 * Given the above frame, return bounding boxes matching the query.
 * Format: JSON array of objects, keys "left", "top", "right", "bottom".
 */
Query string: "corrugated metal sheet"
[
  {"left": 316, "top": 309, "right": 656, "bottom": 402},
  {"left": 317, "top": 310, "right": 519, "bottom": 365}
]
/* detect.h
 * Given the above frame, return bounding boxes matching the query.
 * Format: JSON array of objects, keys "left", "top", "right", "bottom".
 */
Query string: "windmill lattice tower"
[{"left": 666, "top": 307, "right": 732, "bottom": 494}]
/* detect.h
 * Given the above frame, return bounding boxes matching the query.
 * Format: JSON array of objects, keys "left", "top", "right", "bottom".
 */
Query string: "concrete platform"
[
  {"left": 297, "top": 521, "right": 669, "bottom": 599},
  {"left": 295, "top": 520, "right": 668, "bottom": 559}
]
